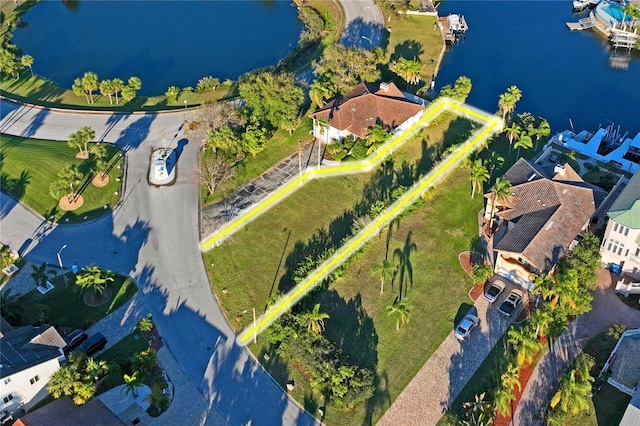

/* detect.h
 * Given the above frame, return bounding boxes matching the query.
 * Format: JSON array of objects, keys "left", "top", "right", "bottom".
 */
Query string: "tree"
[
  {"left": 503, "top": 123, "right": 521, "bottom": 153},
  {"left": 312, "top": 45, "right": 380, "bottom": 95},
  {"left": 72, "top": 78, "right": 89, "bottom": 103},
  {"left": 494, "top": 386, "right": 516, "bottom": 417},
  {"left": 439, "top": 76, "right": 473, "bottom": 102},
  {"left": 132, "top": 348, "right": 157, "bottom": 379},
  {"left": 316, "top": 117, "right": 331, "bottom": 144},
  {"left": 165, "top": 85, "right": 180, "bottom": 102},
  {"left": 48, "top": 366, "right": 78, "bottom": 399},
  {"left": 199, "top": 155, "right": 235, "bottom": 200},
  {"left": 111, "top": 78, "right": 124, "bottom": 104},
  {"left": 68, "top": 126, "right": 95, "bottom": 158},
  {"left": 50, "top": 165, "right": 84, "bottom": 203},
  {"left": 565, "top": 232, "right": 601, "bottom": 291},
  {"left": 99, "top": 79, "right": 115, "bottom": 104},
  {"left": 21, "top": 54, "right": 34, "bottom": 76},
  {"left": 550, "top": 370, "right": 592, "bottom": 415},
  {"left": 389, "top": 57, "right": 422, "bottom": 88},
  {"left": 304, "top": 303, "right": 329, "bottom": 334},
  {"left": 507, "top": 324, "right": 543, "bottom": 365},
  {"left": 471, "top": 263, "right": 493, "bottom": 284},
  {"left": 530, "top": 118, "right": 551, "bottom": 149},
  {"left": 0, "top": 47, "right": 20, "bottom": 78},
  {"left": 75, "top": 265, "right": 114, "bottom": 298},
  {"left": 128, "top": 76, "right": 142, "bottom": 90},
  {"left": 309, "top": 79, "right": 336, "bottom": 108},
  {"left": 470, "top": 160, "right": 489, "bottom": 198},
  {"left": 386, "top": 299, "right": 411, "bottom": 330},
  {"left": 497, "top": 85, "right": 522, "bottom": 121},
  {"left": 238, "top": 71, "right": 305, "bottom": 131},
  {"left": 489, "top": 177, "right": 512, "bottom": 225},
  {"left": 121, "top": 76, "right": 141, "bottom": 102},
  {"left": 123, "top": 372, "right": 143, "bottom": 398},
  {"left": 500, "top": 361, "right": 522, "bottom": 393},
  {"left": 137, "top": 314, "right": 154, "bottom": 332},
  {"left": 81, "top": 72, "right": 99, "bottom": 104},
  {"left": 0, "top": 289, "right": 23, "bottom": 324},
  {"left": 514, "top": 133, "right": 533, "bottom": 158},
  {"left": 461, "top": 392, "right": 493, "bottom": 426},
  {"left": 90, "top": 143, "right": 109, "bottom": 180},
  {"left": 486, "top": 151, "right": 504, "bottom": 181},
  {"left": 370, "top": 259, "right": 396, "bottom": 294},
  {"left": 84, "top": 358, "right": 108, "bottom": 381},
  {"left": 145, "top": 381, "right": 170, "bottom": 412},
  {"left": 30, "top": 261, "right": 56, "bottom": 288}
]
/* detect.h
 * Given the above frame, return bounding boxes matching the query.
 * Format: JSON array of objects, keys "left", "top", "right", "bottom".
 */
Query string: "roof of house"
[
  {"left": 0, "top": 315, "right": 14, "bottom": 338},
  {"left": 13, "top": 396, "right": 126, "bottom": 426},
  {"left": 309, "top": 82, "right": 424, "bottom": 138},
  {"left": 490, "top": 158, "right": 605, "bottom": 273},
  {"left": 608, "top": 169, "right": 640, "bottom": 229},
  {"left": 620, "top": 385, "right": 640, "bottom": 426},
  {"left": 0, "top": 324, "right": 66, "bottom": 379}
]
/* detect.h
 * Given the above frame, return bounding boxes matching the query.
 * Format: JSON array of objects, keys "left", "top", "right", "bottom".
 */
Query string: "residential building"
[
  {"left": 309, "top": 81, "right": 425, "bottom": 144},
  {"left": 601, "top": 169, "right": 640, "bottom": 279},
  {"left": 0, "top": 324, "right": 66, "bottom": 416},
  {"left": 13, "top": 396, "right": 126, "bottom": 426},
  {"left": 484, "top": 158, "right": 606, "bottom": 289}
]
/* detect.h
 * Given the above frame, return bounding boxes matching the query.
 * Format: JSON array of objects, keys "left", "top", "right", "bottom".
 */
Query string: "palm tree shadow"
[{"left": 393, "top": 231, "right": 417, "bottom": 300}]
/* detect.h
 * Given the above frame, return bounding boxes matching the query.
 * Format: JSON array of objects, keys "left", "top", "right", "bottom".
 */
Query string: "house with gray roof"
[
  {"left": 483, "top": 158, "right": 606, "bottom": 289},
  {"left": 601, "top": 169, "right": 640, "bottom": 280},
  {"left": 0, "top": 324, "right": 66, "bottom": 416}
]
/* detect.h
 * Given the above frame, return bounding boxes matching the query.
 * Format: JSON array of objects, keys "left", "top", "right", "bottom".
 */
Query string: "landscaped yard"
[
  {"left": 0, "top": 135, "right": 124, "bottom": 223},
  {"left": 204, "top": 113, "right": 501, "bottom": 425},
  {"left": 16, "top": 271, "right": 137, "bottom": 329}
]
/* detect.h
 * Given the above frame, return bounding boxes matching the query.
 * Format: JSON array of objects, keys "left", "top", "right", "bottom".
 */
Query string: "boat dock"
[
  {"left": 566, "top": 16, "right": 596, "bottom": 30},
  {"left": 439, "top": 14, "right": 468, "bottom": 42}
]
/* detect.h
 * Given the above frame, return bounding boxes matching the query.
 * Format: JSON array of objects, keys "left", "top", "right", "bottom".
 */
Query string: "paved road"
[
  {"left": 513, "top": 269, "right": 640, "bottom": 426},
  {"left": 0, "top": 98, "right": 318, "bottom": 425},
  {"left": 340, "top": 0, "right": 384, "bottom": 48}
]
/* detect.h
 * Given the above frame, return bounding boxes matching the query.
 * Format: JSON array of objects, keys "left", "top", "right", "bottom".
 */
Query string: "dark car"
[
  {"left": 63, "top": 329, "right": 87, "bottom": 353},
  {"left": 77, "top": 332, "right": 107, "bottom": 356},
  {"left": 498, "top": 289, "right": 524, "bottom": 317}
]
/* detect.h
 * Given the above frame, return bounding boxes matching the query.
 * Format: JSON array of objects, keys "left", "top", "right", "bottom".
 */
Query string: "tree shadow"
[
  {"left": 115, "top": 114, "right": 157, "bottom": 153},
  {"left": 19, "top": 107, "right": 49, "bottom": 138},
  {"left": 340, "top": 17, "right": 384, "bottom": 49},
  {"left": 363, "top": 369, "right": 391, "bottom": 426},
  {"left": 393, "top": 231, "right": 417, "bottom": 300},
  {"left": 0, "top": 169, "right": 30, "bottom": 201},
  {"left": 389, "top": 40, "right": 425, "bottom": 63}
]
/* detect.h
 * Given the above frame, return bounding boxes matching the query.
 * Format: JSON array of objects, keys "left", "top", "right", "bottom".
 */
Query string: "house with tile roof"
[
  {"left": 0, "top": 324, "right": 66, "bottom": 416},
  {"left": 13, "top": 396, "right": 126, "bottom": 426},
  {"left": 483, "top": 158, "right": 606, "bottom": 290},
  {"left": 309, "top": 81, "right": 425, "bottom": 144},
  {"left": 601, "top": 169, "right": 640, "bottom": 280}
]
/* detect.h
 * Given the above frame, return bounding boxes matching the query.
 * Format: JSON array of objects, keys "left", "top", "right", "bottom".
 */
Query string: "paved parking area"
[{"left": 378, "top": 277, "right": 524, "bottom": 425}]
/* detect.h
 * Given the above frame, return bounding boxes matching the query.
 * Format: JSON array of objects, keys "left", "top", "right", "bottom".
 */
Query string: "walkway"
[
  {"left": 378, "top": 285, "right": 519, "bottom": 425},
  {"left": 513, "top": 269, "right": 640, "bottom": 426}
]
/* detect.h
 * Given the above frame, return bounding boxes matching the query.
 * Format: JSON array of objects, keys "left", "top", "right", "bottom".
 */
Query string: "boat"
[
  {"left": 438, "top": 13, "right": 469, "bottom": 43},
  {"left": 573, "top": 0, "right": 599, "bottom": 12}
]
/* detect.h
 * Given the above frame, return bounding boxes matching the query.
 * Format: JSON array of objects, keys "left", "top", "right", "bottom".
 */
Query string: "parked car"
[
  {"left": 498, "top": 289, "right": 524, "bottom": 317},
  {"left": 484, "top": 280, "right": 506, "bottom": 303},
  {"left": 77, "top": 332, "right": 107, "bottom": 356},
  {"left": 454, "top": 313, "right": 480, "bottom": 341},
  {"left": 63, "top": 329, "right": 87, "bottom": 353}
]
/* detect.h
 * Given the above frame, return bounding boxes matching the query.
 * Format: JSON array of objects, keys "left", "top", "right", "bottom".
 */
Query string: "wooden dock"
[{"left": 566, "top": 16, "right": 595, "bottom": 31}]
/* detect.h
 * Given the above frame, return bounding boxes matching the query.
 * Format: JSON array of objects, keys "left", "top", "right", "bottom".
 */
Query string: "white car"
[
  {"left": 484, "top": 280, "right": 506, "bottom": 303},
  {"left": 498, "top": 289, "right": 524, "bottom": 317},
  {"left": 455, "top": 313, "right": 480, "bottom": 341}
]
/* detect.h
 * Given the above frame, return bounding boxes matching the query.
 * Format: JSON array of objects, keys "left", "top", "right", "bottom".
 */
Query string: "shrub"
[
  {"left": 196, "top": 76, "right": 220, "bottom": 92},
  {"left": 350, "top": 139, "right": 368, "bottom": 160},
  {"left": 137, "top": 315, "right": 154, "bottom": 332},
  {"left": 132, "top": 348, "right": 157, "bottom": 380},
  {"left": 607, "top": 322, "right": 627, "bottom": 340}
]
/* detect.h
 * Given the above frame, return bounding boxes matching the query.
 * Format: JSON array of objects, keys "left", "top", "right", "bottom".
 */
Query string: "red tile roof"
[{"left": 309, "top": 82, "right": 424, "bottom": 139}]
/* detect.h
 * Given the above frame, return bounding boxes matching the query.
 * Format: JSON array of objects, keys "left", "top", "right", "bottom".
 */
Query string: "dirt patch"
[
  {"left": 75, "top": 152, "right": 89, "bottom": 160},
  {"left": 83, "top": 287, "right": 113, "bottom": 307},
  {"left": 142, "top": 326, "right": 164, "bottom": 351},
  {"left": 459, "top": 251, "right": 486, "bottom": 277},
  {"left": 59, "top": 194, "right": 84, "bottom": 211},
  {"left": 92, "top": 174, "right": 110, "bottom": 187},
  {"left": 469, "top": 284, "right": 484, "bottom": 302}
]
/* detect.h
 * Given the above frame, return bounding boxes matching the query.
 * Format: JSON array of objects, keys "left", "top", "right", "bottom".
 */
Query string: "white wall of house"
[
  {"left": 0, "top": 355, "right": 64, "bottom": 413},
  {"left": 392, "top": 109, "right": 424, "bottom": 135},
  {"left": 601, "top": 219, "right": 640, "bottom": 279},
  {"left": 495, "top": 251, "right": 535, "bottom": 291}
]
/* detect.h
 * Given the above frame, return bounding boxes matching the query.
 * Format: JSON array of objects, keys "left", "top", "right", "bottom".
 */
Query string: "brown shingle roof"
[
  {"left": 492, "top": 159, "right": 599, "bottom": 273},
  {"left": 14, "top": 397, "right": 126, "bottom": 426},
  {"left": 309, "top": 82, "right": 423, "bottom": 138}
]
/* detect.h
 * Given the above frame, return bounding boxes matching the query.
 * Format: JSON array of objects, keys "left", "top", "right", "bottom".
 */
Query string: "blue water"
[
  {"left": 436, "top": 1, "right": 640, "bottom": 135},
  {"left": 12, "top": 1, "right": 303, "bottom": 96}
]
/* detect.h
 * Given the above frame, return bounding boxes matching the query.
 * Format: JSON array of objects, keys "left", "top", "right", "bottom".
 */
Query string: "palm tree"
[
  {"left": 498, "top": 86, "right": 522, "bottom": 121},
  {"left": 370, "top": 259, "right": 396, "bottom": 294},
  {"left": 386, "top": 299, "right": 411, "bottom": 330},
  {"left": 508, "top": 325, "right": 543, "bottom": 365},
  {"left": 31, "top": 261, "right": 56, "bottom": 288},
  {"left": 51, "top": 165, "right": 84, "bottom": 203},
  {"left": 72, "top": 78, "right": 89, "bottom": 103},
  {"left": 84, "top": 358, "right": 109, "bottom": 381},
  {"left": 529, "top": 304, "right": 553, "bottom": 338},
  {"left": 123, "top": 372, "right": 143, "bottom": 398},
  {"left": 486, "top": 151, "right": 504, "bottom": 180},
  {"left": 81, "top": 71, "right": 99, "bottom": 104},
  {"left": 461, "top": 392, "right": 493, "bottom": 426},
  {"left": 550, "top": 370, "right": 592, "bottom": 414},
  {"left": 471, "top": 263, "right": 493, "bottom": 284},
  {"left": 111, "top": 78, "right": 124, "bottom": 104},
  {"left": 68, "top": 126, "right": 95, "bottom": 158},
  {"left": 514, "top": 133, "right": 533, "bottom": 158},
  {"left": 489, "top": 177, "right": 512, "bottom": 227},
  {"left": 494, "top": 386, "right": 516, "bottom": 417},
  {"left": 128, "top": 76, "right": 142, "bottom": 90},
  {"left": 145, "top": 381, "right": 170, "bottom": 411},
  {"left": 0, "top": 289, "right": 23, "bottom": 324},
  {"left": 393, "top": 232, "right": 417, "bottom": 300},
  {"left": 503, "top": 123, "right": 521, "bottom": 153},
  {"left": 90, "top": 143, "right": 109, "bottom": 180},
  {"left": 531, "top": 118, "right": 551, "bottom": 150},
  {"left": 500, "top": 361, "right": 522, "bottom": 393},
  {"left": 99, "top": 79, "right": 115, "bottom": 104},
  {"left": 309, "top": 80, "right": 333, "bottom": 108},
  {"left": 75, "top": 265, "right": 114, "bottom": 298},
  {"left": 21, "top": 54, "right": 34, "bottom": 76},
  {"left": 389, "top": 57, "right": 422, "bottom": 88},
  {"left": 470, "top": 160, "right": 489, "bottom": 198},
  {"left": 48, "top": 367, "right": 77, "bottom": 399},
  {"left": 304, "top": 303, "right": 329, "bottom": 334}
]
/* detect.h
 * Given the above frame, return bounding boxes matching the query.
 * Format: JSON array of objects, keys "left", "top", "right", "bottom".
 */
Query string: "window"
[
  {"left": 3, "top": 378, "right": 10, "bottom": 385},
  {"left": 3, "top": 394, "right": 13, "bottom": 404},
  {"left": 609, "top": 239, "right": 624, "bottom": 255},
  {"left": 614, "top": 223, "right": 619, "bottom": 233},
  {"left": 614, "top": 223, "right": 630, "bottom": 236},
  {"left": 29, "top": 375, "right": 40, "bottom": 385},
  {"left": 636, "top": 247, "right": 640, "bottom": 257}
]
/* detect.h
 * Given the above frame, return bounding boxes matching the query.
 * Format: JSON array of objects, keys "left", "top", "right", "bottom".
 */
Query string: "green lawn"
[
  {"left": 17, "top": 272, "right": 137, "bottom": 329},
  {"left": 204, "top": 113, "right": 501, "bottom": 425},
  {"left": 0, "top": 135, "right": 124, "bottom": 223},
  {"left": 97, "top": 329, "right": 148, "bottom": 364}
]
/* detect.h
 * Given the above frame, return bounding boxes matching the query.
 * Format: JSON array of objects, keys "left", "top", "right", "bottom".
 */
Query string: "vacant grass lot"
[
  {"left": 0, "top": 135, "right": 124, "bottom": 223},
  {"left": 204, "top": 114, "right": 499, "bottom": 425},
  {"left": 17, "top": 272, "right": 137, "bottom": 330}
]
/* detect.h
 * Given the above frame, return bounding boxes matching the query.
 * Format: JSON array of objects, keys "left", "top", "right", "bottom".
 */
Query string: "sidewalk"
[
  {"left": 200, "top": 139, "right": 320, "bottom": 238},
  {"left": 513, "top": 269, "right": 640, "bottom": 426}
]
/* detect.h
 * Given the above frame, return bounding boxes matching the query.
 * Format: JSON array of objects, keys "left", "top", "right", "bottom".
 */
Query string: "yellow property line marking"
[{"left": 231, "top": 101, "right": 501, "bottom": 345}]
